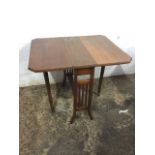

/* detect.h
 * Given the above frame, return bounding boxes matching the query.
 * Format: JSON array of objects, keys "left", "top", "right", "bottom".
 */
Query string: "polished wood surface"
[
  {"left": 29, "top": 35, "right": 131, "bottom": 72},
  {"left": 80, "top": 36, "right": 131, "bottom": 65},
  {"left": 29, "top": 38, "right": 71, "bottom": 72},
  {"left": 29, "top": 35, "right": 132, "bottom": 123}
]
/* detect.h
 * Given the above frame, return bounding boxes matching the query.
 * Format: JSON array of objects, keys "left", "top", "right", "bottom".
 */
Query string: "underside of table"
[{"left": 43, "top": 66, "right": 105, "bottom": 123}]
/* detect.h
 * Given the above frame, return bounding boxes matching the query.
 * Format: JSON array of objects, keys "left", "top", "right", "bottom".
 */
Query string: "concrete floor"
[{"left": 19, "top": 74, "right": 135, "bottom": 155}]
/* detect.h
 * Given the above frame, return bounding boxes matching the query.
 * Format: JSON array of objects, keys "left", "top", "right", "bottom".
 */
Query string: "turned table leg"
[
  {"left": 97, "top": 66, "right": 105, "bottom": 96},
  {"left": 43, "top": 72, "right": 54, "bottom": 112}
]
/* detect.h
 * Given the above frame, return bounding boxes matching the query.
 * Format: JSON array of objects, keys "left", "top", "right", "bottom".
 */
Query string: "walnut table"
[{"left": 28, "top": 35, "right": 131, "bottom": 123}]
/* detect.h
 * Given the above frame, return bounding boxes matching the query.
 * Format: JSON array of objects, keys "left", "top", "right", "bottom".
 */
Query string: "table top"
[{"left": 28, "top": 35, "right": 132, "bottom": 72}]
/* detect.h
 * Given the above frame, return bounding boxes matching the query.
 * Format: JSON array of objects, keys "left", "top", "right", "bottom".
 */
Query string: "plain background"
[
  {"left": 0, "top": 0, "right": 155, "bottom": 155},
  {"left": 19, "top": 1, "right": 135, "bottom": 87},
  {"left": 19, "top": 38, "right": 135, "bottom": 87}
]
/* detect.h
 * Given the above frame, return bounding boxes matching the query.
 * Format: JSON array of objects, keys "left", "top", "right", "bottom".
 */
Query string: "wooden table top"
[{"left": 28, "top": 35, "right": 131, "bottom": 72}]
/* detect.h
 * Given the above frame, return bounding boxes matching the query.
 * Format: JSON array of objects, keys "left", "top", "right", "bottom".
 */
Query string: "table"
[{"left": 28, "top": 35, "right": 131, "bottom": 123}]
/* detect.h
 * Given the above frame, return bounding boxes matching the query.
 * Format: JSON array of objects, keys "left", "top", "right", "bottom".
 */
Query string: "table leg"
[
  {"left": 70, "top": 67, "right": 94, "bottom": 123},
  {"left": 70, "top": 69, "right": 77, "bottom": 124},
  {"left": 88, "top": 68, "right": 94, "bottom": 120},
  {"left": 97, "top": 66, "right": 105, "bottom": 96},
  {"left": 70, "top": 96, "right": 76, "bottom": 124},
  {"left": 62, "top": 69, "right": 74, "bottom": 91},
  {"left": 62, "top": 70, "right": 66, "bottom": 87},
  {"left": 43, "top": 72, "right": 54, "bottom": 112}
]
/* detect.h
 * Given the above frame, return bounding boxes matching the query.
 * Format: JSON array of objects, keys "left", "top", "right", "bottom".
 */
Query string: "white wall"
[
  {"left": 19, "top": 36, "right": 134, "bottom": 87},
  {"left": 19, "top": 0, "right": 135, "bottom": 87}
]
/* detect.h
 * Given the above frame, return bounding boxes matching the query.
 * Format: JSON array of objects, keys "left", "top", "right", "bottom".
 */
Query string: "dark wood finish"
[
  {"left": 29, "top": 35, "right": 132, "bottom": 122},
  {"left": 70, "top": 69, "right": 77, "bottom": 124},
  {"left": 80, "top": 36, "right": 132, "bottom": 66},
  {"left": 43, "top": 72, "right": 54, "bottom": 112},
  {"left": 29, "top": 35, "right": 131, "bottom": 72},
  {"left": 64, "top": 37, "right": 96, "bottom": 69},
  {"left": 70, "top": 67, "right": 94, "bottom": 123},
  {"left": 97, "top": 66, "right": 105, "bottom": 96},
  {"left": 62, "top": 69, "right": 73, "bottom": 89},
  {"left": 62, "top": 70, "right": 67, "bottom": 87},
  {"left": 87, "top": 68, "right": 94, "bottom": 120},
  {"left": 29, "top": 38, "right": 72, "bottom": 72},
  {"left": 75, "top": 68, "right": 94, "bottom": 75}
]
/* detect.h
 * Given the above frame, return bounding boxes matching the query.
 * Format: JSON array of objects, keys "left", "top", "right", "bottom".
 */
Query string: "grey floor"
[{"left": 20, "top": 74, "right": 135, "bottom": 155}]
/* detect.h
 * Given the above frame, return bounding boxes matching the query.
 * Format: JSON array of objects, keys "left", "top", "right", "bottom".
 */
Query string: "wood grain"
[
  {"left": 29, "top": 38, "right": 72, "bottom": 72},
  {"left": 63, "top": 37, "right": 96, "bottom": 69},
  {"left": 80, "top": 35, "right": 131, "bottom": 66},
  {"left": 28, "top": 35, "right": 132, "bottom": 72}
]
